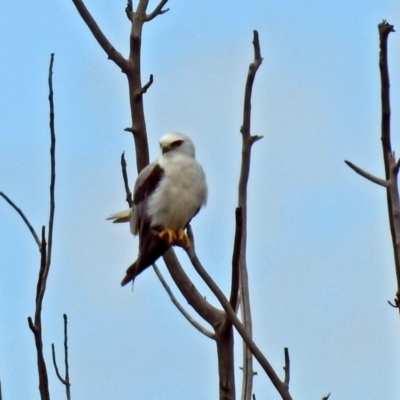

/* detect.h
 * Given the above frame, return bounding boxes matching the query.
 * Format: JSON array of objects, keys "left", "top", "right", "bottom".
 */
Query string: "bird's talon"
[
  {"left": 176, "top": 229, "right": 191, "bottom": 249},
  {"left": 158, "top": 228, "right": 177, "bottom": 244}
]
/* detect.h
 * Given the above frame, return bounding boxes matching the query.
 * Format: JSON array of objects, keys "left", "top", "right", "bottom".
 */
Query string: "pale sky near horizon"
[{"left": 1, "top": 1, "right": 400, "bottom": 399}]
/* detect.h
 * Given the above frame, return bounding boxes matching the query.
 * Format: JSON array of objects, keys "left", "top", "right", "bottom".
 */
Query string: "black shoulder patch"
[{"left": 133, "top": 163, "right": 164, "bottom": 205}]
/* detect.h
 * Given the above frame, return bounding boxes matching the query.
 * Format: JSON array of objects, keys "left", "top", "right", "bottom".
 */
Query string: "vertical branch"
[
  {"left": 121, "top": 152, "right": 133, "bottom": 208},
  {"left": 230, "top": 207, "right": 243, "bottom": 309},
  {"left": 283, "top": 348, "right": 290, "bottom": 389},
  {"left": 238, "top": 30, "right": 263, "bottom": 400},
  {"left": 28, "top": 226, "right": 50, "bottom": 400},
  {"left": 377, "top": 21, "right": 400, "bottom": 309},
  {"left": 27, "top": 53, "right": 57, "bottom": 400},
  {"left": 46, "top": 52, "right": 56, "bottom": 286},
  {"left": 63, "top": 314, "right": 71, "bottom": 400}
]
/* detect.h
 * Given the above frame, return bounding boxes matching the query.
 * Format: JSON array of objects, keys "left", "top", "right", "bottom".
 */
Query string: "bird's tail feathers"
[
  {"left": 121, "top": 262, "right": 137, "bottom": 286},
  {"left": 107, "top": 209, "right": 131, "bottom": 223}
]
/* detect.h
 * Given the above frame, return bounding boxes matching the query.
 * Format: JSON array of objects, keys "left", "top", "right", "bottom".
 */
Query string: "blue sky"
[{"left": 1, "top": 1, "right": 400, "bottom": 399}]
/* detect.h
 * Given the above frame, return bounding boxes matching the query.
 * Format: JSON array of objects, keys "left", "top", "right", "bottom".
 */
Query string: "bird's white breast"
[{"left": 147, "top": 154, "right": 207, "bottom": 230}]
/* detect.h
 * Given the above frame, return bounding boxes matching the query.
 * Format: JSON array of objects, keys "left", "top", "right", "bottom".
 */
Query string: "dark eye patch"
[{"left": 171, "top": 139, "right": 184, "bottom": 148}]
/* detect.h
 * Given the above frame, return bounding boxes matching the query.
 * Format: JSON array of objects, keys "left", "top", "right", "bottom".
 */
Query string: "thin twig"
[
  {"left": 63, "top": 314, "right": 71, "bottom": 400},
  {"left": 344, "top": 160, "right": 388, "bottom": 187},
  {"left": 388, "top": 299, "right": 399, "bottom": 308},
  {"left": 321, "top": 393, "right": 331, "bottom": 400},
  {"left": 139, "top": 74, "right": 154, "bottom": 95},
  {"left": 185, "top": 246, "right": 292, "bottom": 400},
  {"left": 121, "top": 152, "right": 133, "bottom": 208},
  {"left": 152, "top": 263, "right": 215, "bottom": 339},
  {"left": 283, "top": 347, "right": 290, "bottom": 388},
  {"left": 145, "top": 0, "right": 169, "bottom": 22},
  {"left": 0, "top": 192, "right": 41, "bottom": 247},
  {"left": 52, "top": 344, "right": 68, "bottom": 385},
  {"left": 51, "top": 314, "right": 71, "bottom": 399}
]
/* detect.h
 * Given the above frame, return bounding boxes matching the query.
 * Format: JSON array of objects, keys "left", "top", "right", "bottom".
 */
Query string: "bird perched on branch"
[{"left": 108, "top": 132, "right": 207, "bottom": 286}]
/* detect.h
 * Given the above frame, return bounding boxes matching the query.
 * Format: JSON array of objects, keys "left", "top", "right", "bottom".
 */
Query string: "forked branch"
[
  {"left": 51, "top": 314, "right": 71, "bottom": 400},
  {"left": 145, "top": 0, "right": 170, "bottom": 22},
  {"left": 346, "top": 21, "right": 400, "bottom": 309}
]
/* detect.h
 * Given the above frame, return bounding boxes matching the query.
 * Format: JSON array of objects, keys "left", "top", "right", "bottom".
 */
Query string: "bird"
[{"left": 108, "top": 132, "right": 207, "bottom": 286}]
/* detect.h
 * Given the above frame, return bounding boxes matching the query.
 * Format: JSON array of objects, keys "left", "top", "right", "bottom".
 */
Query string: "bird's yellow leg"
[
  {"left": 158, "top": 228, "right": 178, "bottom": 245},
  {"left": 176, "top": 228, "right": 191, "bottom": 249}
]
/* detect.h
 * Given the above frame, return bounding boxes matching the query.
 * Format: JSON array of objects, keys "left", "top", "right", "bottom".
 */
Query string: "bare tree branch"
[
  {"left": 71, "top": 0, "right": 129, "bottom": 72},
  {"left": 283, "top": 347, "right": 290, "bottom": 389},
  {"left": 321, "top": 393, "right": 331, "bottom": 400},
  {"left": 238, "top": 29, "right": 263, "bottom": 400},
  {"left": 344, "top": 160, "right": 388, "bottom": 187},
  {"left": 145, "top": 0, "right": 170, "bottom": 22},
  {"left": 28, "top": 226, "right": 50, "bottom": 400},
  {"left": 153, "top": 263, "right": 215, "bottom": 339},
  {"left": 121, "top": 152, "right": 133, "bottom": 208},
  {"left": 139, "top": 74, "right": 154, "bottom": 95},
  {"left": 51, "top": 344, "right": 67, "bottom": 385},
  {"left": 46, "top": 53, "right": 56, "bottom": 286},
  {"left": 229, "top": 207, "right": 242, "bottom": 310},
  {"left": 27, "top": 53, "right": 57, "bottom": 400},
  {"left": 51, "top": 314, "right": 71, "bottom": 400},
  {"left": 0, "top": 192, "right": 41, "bottom": 247},
  {"left": 377, "top": 20, "right": 400, "bottom": 310},
  {"left": 185, "top": 246, "right": 292, "bottom": 400}
]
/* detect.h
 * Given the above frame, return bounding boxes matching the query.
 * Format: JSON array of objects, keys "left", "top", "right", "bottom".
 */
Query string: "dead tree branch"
[
  {"left": 229, "top": 207, "right": 243, "bottom": 310},
  {"left": 344, "top": 160, "right": 388, "bottom": 187},
  {"left": 152, "top": 263, "right": 216, "bottom": 339},
  {"left": 0, "top": 192, "right": 41, "bottom": 247},
  {"left": 238, "top": 29, "right": 263, "bottom": 400},
  {"left": 51, "top": 314, "right": 71, "bottom": 400},
  {"left": 27, "top": 53, "right": 56, "bottom": 400},
  {"left": 377, "top": 20, "right": 400, "bottom": 309},
  {"left": 185, "top": 246, "right": 293, "bottom": 400},
  {"left": 72, "top": 0, "right": 151, "bottom": 171},
  {"left": 71, "top": 0, "right": 129, "bottom": 72},
  {"left": 283, "top": 347, "right": 290, "bottom": 389},
  {"left": 346, "top": 20, "right": 400, "bottom": 311},
  {"left": 348, "top": 21, "right": 400, "bottom": 310},
  {"left": 145, "top": 0, "right": 169, "bottom": 22},
  {"left": 121, "top": 152, "right": 133, "bottom": 208}
]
